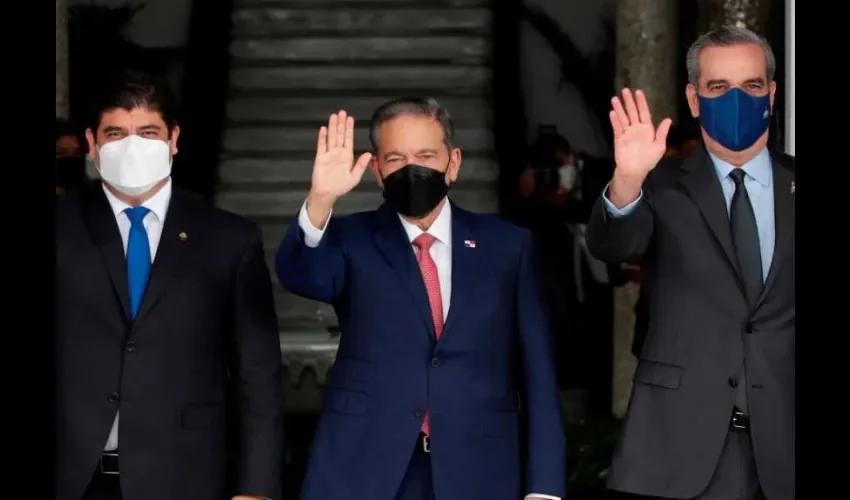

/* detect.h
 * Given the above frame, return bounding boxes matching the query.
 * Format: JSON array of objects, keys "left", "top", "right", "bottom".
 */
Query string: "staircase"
[{"left": 215, "top": 0, "right": 498, "bottom": 403}]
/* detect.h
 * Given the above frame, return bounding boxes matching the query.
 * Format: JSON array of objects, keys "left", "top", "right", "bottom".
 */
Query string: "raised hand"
[
  {"left": 310, "top": 110, "right": 372, "bottom": 201},
  {"left": 609, "top": 88, "right": 672, "bottom": 181}
]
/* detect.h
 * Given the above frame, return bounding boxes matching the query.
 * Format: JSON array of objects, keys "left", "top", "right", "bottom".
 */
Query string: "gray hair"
[
  {"left": 686, "top": 26, "right": 776, "bottom": 86},
  {"left": 368, "top": 97, "right": 455, "bottom": 151}
]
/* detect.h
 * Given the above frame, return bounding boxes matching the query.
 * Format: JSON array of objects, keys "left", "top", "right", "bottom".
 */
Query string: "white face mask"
[
  {"left": 558, "top": 164, "right": 578, "bottom": 190},
  {"left": 97, "top": 135, "right": 172, "bottom": 196}
]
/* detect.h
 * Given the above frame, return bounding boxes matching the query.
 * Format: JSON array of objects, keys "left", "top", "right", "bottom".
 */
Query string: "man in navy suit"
[{"left": 275, "top": 98, "right": 566, "bottom": 500}]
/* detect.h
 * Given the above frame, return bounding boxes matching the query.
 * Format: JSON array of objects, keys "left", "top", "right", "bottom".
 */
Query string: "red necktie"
[{"left": 413, "top": 233, "right": 443, "bottom": 436}]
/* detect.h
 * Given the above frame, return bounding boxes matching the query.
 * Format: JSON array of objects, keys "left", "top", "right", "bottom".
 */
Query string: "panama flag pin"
[{"left": 464, "top": 240, "right": 476, "bottom": 248}]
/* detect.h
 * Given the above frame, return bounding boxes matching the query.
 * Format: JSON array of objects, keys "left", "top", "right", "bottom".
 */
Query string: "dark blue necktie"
[{"left": 125, "top": 206, "right": 152, "bottom": 319}]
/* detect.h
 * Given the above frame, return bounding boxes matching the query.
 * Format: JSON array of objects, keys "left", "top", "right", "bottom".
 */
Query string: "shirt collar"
[
  {"left": 102, "top": 178, "right": 172, "bottom": 224},
  {"left": 397, "top": 198, "right": 452, "bottom": 247},
  {"left": 708, "top": 147, "right": 772, "bottom": 188}
]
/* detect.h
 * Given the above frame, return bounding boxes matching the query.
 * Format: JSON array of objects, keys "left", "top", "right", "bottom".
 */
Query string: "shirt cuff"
[
  {"left": 525, "top": 495, "right": 561, "bottom": 500},
  {"left": 601, "top": 181, "right": 642, "bottom": 218},
  {"left": 298, "top": 199, "right": 331, "bottom": 248}
]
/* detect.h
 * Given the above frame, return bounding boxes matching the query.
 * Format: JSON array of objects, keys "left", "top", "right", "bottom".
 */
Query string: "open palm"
[
  {"left": 311, "top": 110, "right": 372, "bottom": 199},
  {"left": 609, "top": 88, "right": 672, "bottom": 178}
]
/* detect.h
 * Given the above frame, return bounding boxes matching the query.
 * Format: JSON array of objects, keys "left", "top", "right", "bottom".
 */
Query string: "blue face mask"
[{"left": 698, "top": 88, "right": 771, "bottom": 152}]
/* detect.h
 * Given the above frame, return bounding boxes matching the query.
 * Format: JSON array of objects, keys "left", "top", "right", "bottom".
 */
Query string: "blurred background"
[{"left": 55, "top": 0, "right": 795, "bottom": 497}]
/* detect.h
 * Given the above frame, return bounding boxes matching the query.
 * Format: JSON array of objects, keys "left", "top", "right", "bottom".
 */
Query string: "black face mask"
[
  {"left": 55, "top": 156, "right": 87, "bottom": 190},
  {"left": 382, "top": 163, "right": 451, "bottom": 218}
]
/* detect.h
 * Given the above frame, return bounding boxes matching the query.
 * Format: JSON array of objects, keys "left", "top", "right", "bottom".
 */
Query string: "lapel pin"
[
  {"left": 790, "top": 181, "right": 795, "bottom": 194},
  {"left": 463, "top": 240, "right": 476, "bottom": 249},
  {"left": 178, "top": 231, "right": 188, "bottom": 241}
]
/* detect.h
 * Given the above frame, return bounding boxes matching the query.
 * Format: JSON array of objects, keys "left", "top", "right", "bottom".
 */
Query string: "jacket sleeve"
[
  {"left": 516, "top": 230, "right": 567, "bottom": 498},
  {"left": 585, "top": 178, "right": 656, "bottom": 263},
  {"left": 274, "top": 202, "right": 347, "bottom": 304},
  {"left": 231, "top": 224, "right": 285, "bottom": 499}
]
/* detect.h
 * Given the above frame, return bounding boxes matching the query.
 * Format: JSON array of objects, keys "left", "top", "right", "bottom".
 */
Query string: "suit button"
[
  {"left": 431, "top": 357, "right": 441, "bottom": 367},
  {"left": 414, "top": 409, "right": 424, "bottom": 418},
  {"left": 107, "top": 393, "right": 120, "bottom": 403},
  {"left": 728, "top": 377, "right": 738, "bottom": 388},
  {"left": 126, "top": 341, "right": 137, "bottom": 352},
  {"left": 745, "top": 322, "right": 754, "bottom": 334}
]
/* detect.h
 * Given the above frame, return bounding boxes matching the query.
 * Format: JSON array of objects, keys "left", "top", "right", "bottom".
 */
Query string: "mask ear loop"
[{"left": 444, "top": 157, "right": 455, "bottom": 188}]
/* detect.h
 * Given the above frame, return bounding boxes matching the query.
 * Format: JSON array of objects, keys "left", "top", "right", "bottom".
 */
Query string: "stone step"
[
  {"left": 223, "top": 0, "right": 498, "bottom": 337},
  {"left": 229, "top": 65, "right": 490, "bottom": 94},
  {"left": 219, "top": 155, "right": 499, "bottom": 184},
  {"left": 232, "top": 8, "right": 491, "bottom": 37},
  {"left": 230, "top": 37, "right": 490, "bottom": 64},
  {"left": 217, "top": 184, "right": 499, "bottom": 217},
  {"left": 226, "top": 96, "right": 492, "bottom": 125},
  {"left": 222, "top": 126, "right": 493, "bottom": 153}
]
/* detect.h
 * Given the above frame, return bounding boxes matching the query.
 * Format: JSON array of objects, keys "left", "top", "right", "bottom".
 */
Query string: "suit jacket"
[
  {"left": 275, "top": 202, "right": 566, "bottom": 500},
  {"left": 55, "top": 184, "right": 285, "bottom": 500},
  {"left": 586, "top": 147, "right": 794, "bottom": 500}
]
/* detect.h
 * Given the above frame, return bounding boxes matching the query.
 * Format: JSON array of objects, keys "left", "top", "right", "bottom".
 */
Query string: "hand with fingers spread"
[
  {"left": 306, "top": 110, "right": 373, "bottom": 228},
  {"left": 607, "top": 88, "right": 672, "bottom": 207},
  {"left": 310, "top": 110, "right": 372, "bottom": 200}
]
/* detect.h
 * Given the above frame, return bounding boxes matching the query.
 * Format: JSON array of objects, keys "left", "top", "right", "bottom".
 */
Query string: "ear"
[
  {"left": 446, "top": 147, "right": 462, "bottom": 184},
  {"left": 685, "top": 84, "right": 700, "bottom": 118},
  {"left": 370, "top": 155, "right": 383, "bottom": 187},
  {"left": 85, "top": 128, "right": 98, "bottom": 160},
  {"left": 769, "top": 80, "right": 777, "bottom": 110},
  {"left": 169, "top": 125, "right": 181, "bottom": 155}
]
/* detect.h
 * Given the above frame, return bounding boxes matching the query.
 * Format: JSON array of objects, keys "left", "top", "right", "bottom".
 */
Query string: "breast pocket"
[
  {"left": 324, "top": 388, "right": 369, "bottom": 416},
  {"left": 633, "top": 359, "right": 683, "bottom": 390}
]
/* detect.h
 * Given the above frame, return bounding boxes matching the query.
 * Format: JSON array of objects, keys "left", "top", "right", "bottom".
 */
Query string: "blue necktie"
[{"left": 125, "top": 206, "right": 152, "bottom": 319}]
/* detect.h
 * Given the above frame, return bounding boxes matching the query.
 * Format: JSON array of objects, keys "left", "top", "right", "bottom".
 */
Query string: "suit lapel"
[
  {"left": 440, "top": 204, "right": 478, "bottom": 344},
  {"left": 679, "top": 149, "right": 745, "bottom": 291},
  {"left": 756, "top": 159, "right": 794, "bottom": 308},
  {"left": 81, "top": 186, "right": 131, "bottom": 323},
  {"left": 371, "top": 204, "right": 436, "bottom": 339},
  {"left": 131, "top": 188, "right": 194, "bottom": 329}
]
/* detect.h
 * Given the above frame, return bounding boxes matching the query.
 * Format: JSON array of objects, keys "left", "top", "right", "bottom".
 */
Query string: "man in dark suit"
[
  {"left": 275, "top": 98, "right": 566, "bottom": 500},
  {"left": 55, "top": 70, "right": 285, "bottom": 500},
  {"left": 586, "top": 27, "right": 794, "bottom": 500}
]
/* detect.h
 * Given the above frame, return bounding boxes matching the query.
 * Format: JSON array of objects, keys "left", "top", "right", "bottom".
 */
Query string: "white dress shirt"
[
  {"left": 101, "top": 179, "right": 172, "bottom": 451},
  {"left": 297, "top": 198, "right": 560, "bottom": 500}
]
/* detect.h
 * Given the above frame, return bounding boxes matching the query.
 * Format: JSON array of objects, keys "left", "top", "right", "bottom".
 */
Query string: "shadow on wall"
[
  {"left": 68, "top": 4, "right": 183, "bottom": 119},
  {"left": 67, "top": 4, "right": 144, "bottom": 123},
  {"left": 519, "top": 0, "right": 617, "bottom": 158}
]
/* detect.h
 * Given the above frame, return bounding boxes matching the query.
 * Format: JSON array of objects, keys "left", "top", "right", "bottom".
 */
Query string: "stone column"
[
  {"left": 785, "top": 0, "right": 795, "bottom": 155},
  {"left": 698, "top": 0, "right": 772, "bottom": 34},
  {"left": 616, "top": 0, "right": 679, "bottom": 125},
  {"left": 56, "top": 0, "right": 69, "bottom": 119},
  {"left": 612, "top": 0, "right": 678, "bottom": 418}
]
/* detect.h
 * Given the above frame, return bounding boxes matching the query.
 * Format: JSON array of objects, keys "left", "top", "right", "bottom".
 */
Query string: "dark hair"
[
  {"left": 528, "top": 130, "right": 572, "bottom": 170},
  {"left": 87, "top": 69, "right": 179, "bottom": 134},
  {"left": 369, "top": 97, "right": 455, "bottom": 150},
  {"left": 55, "top": 118, "right": 87, "bottom": 155},
  {"left": 56, "top": 118, "right": 81, "bottom": 141}
]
